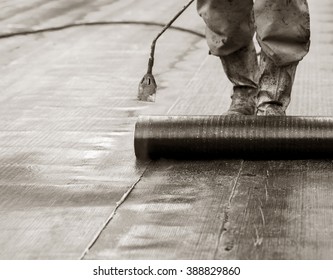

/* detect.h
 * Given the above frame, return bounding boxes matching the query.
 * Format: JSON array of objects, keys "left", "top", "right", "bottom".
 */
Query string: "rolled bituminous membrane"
[{"left": 134, "top": 115, "right": 333, "bottom": 159}]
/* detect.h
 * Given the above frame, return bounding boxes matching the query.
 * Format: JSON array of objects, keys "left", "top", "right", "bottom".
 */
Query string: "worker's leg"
[
  {"left": 254, "top": 0, "right": 310, "bottom": 115},
  {"left": 197, "top": 0, "right": 255, "bottom": 56},
  {"left": 197, "top": 0, "right": 259, "bottom": 115},
  {"left": 220, "top": 42, "right": 258, "bottom": 115}
]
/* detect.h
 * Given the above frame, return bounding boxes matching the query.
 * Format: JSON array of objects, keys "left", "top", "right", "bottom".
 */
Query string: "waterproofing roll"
[{"left": 134, "top": 115, "right": 333, "bottom": 159}]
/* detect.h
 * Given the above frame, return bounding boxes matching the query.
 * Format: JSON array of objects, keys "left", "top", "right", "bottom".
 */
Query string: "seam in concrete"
[
  {"left": 213, "top": 160, "right": 244, "bottom": 259},
  {"left": 79, "top": 162, "right": 151, "bottom": 260}
]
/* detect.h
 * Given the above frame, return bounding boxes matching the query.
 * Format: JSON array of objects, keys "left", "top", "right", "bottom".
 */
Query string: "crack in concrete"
[
  {"left": 264, "top": 169, "right": 270, "bottom": 202},
  {"left": 79, "top": 162, "right": 151, "bottom": 259},
  {"left": 258, "top": 204, "right": 266, "bottom": 227},
  {"left": 213, "top": 160, "right": 244, "bottom": 259},
  {"left": 253, "top": 225, "right": 263, "bottom": 247}
]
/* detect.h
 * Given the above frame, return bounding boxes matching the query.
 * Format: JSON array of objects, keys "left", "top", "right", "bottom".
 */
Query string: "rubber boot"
[
  {"left": 256, "top": 52, "right": 298, "bottom": 116},
  {"left": 220, "top": 42, "right": 259, "bottom": 115}
]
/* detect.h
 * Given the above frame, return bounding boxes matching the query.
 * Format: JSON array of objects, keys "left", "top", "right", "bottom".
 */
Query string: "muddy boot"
[
  {"left": 225, "top": 86, "right": 257, "bottom": 115},
  {"left": 220, "top": 42, "right": 259, "bottom": 115},
  {"left": 256, "top": 52, "right": 298, "bottom": 116}
]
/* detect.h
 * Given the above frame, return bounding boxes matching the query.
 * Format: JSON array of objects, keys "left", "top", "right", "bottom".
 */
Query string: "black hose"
[{"left": 0, "top": 20, "right": 205, "bottom": 40}]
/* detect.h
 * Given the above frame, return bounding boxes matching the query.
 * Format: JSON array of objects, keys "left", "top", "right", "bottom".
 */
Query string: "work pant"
[
  {"left": 197, "top": 0, "right": 311, "bottom": 111},
  {"left": 197, "top": 0, "right": 311, "bottom": 66}
]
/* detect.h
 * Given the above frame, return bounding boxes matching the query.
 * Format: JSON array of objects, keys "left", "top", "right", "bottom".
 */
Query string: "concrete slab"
[{"left": 0, "top": 0, "right": 333, "bottom": 260}]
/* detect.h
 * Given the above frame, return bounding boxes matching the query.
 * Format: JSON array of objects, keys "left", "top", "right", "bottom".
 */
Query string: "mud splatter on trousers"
[{"left": 197, "top": 0, "right": 310, "bottom": 114}]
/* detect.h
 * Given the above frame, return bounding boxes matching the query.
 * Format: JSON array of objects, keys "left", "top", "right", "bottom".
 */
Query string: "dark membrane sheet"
[{"left": 135, "top": 115, "right": 333, "bottom": 159}]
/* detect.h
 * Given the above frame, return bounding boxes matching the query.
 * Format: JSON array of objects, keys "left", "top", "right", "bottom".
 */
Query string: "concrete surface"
[{"left": 0, "top": 0, "right": 333, "bottom": 259}]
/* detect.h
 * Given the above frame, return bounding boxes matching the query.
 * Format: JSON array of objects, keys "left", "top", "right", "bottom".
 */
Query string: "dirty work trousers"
[{"left": 197, "top": 0, "right": 311, "bottom": 66}]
